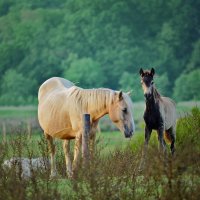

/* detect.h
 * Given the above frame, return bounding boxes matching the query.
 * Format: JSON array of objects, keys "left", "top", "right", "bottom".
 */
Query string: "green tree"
[
  {"left": 154, "top": 73, "right": 170, "bottom": 96},
  {"left": 119, "top": 72, "right": 143, "bottom": 101},
  {"left": 186, "top": 39, "right": 200, "bottom": 71},
  {"left": 63, "top": 57, "right": 105, "bottom": 88},
  {"left": 0, "top": 69, "right": 36, "bottom": 105},
  {"left": 0, "top": 0, "right": 199, "bottom": 105},
  {"left": 173, "top": 69, "right": 200, "bottom": 101}
]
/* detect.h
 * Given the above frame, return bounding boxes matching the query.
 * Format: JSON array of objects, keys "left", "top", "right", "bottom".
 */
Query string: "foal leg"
[
  {"left": 72, "top": 134, "right": 82, "bottom": 176},
  {"left": 45, "top": 133, "right": 57, "bottom": 178},
  {"left": 169, "top": 126, "right": 176, "bottom": 155},
  {"left": 63, "top": 140, "right": 72, "bottom": 178},
  {"left": 157, "top": 127, "right": 166, "bottom": 153},
  {"left": 144, "top": 126, "right": 152, "bottom": 152}
]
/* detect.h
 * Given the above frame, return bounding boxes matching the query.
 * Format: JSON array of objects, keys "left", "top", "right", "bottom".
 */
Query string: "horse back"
[
  {"left": 38, "top": 77, "right": 74, "bottom": 101},
  {"left": 160, "top": 97, "right": 176, "bottom": 129}
]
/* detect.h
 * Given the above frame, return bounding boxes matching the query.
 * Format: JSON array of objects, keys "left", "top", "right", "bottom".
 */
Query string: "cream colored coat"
[{"left": 38, "top": 77, "right": 81, "bottom": 139}]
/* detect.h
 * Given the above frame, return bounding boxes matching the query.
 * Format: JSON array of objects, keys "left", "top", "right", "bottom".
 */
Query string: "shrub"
[
  {"left": 1, "top": 108, "right": 200, "bottom": 199},
  {"left": 176, "top": 107, "right": 200, "bottom": 151}
]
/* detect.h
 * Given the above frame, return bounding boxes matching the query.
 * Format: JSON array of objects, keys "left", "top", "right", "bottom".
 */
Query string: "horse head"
[
  {"left": 139, "top": 68, "right": 155, "bottom": 99},
  {"left": 108, "top": 91, "right": 135, "bottom": 138}
]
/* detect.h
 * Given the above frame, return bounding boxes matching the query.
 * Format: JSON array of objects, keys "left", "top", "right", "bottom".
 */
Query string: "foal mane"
[{"left": 152, "top": 86, "right": 162, "bottom": 102}]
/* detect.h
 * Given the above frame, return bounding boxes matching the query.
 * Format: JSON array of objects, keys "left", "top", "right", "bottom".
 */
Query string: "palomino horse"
[
  {"left": 139, "top": 68, "right": 176, "bottom": 154},
  {"left": 38, "top": 77, "right": 135, "bottom": 177}
]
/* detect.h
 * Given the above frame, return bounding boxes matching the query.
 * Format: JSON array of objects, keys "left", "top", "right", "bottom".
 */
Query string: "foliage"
[
  {"left": 176, "top": 107, "right": 200, "bottom": 151},
  {"left": 1, "top": 107, "right": 200, "bottom": 199},
  {"left": 173, "top": 69, "right": 200, "bottom": 101},
  {"left": 154, "top": 73, "right": 170, "bottom": 96},
  {"left": 0, "top": 69, "right": 37, "bottom": 105},
  {"left": 119, "top": 72, "right": 143, "bottom": 101},
  {"left": 0, "top": 0, "right": 199, "bottom": 105},
  {"left": 64, "top": 57, "right": 105, "bottom": 88}
]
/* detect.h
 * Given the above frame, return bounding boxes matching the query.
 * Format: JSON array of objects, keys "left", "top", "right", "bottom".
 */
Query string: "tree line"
[{"left": 0, "top": 0, "right": 199, "bottom": 105}]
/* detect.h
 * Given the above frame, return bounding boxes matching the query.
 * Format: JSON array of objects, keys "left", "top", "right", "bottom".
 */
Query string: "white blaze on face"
[{"left": 142, "top": 82, "right": 152, "bottom": 95}]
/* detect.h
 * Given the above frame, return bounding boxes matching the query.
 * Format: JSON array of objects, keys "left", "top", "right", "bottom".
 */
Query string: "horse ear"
[
  {"left": 127, "top": 91, "right": 132, "bottom": 96},
  {"left": 151, "top": 68, "right": 155, "bottom": 76},
  {"left": 119, "top": 91, "right": 123, "bottom": 101},
  {"left": 139, "top": 68, "right": 144, "bottom": 76}
]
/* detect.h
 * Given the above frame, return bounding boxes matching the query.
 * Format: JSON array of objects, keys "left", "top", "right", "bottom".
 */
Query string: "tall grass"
[{"left": 0, "top": 107, "right": 200, "bottom": 199}]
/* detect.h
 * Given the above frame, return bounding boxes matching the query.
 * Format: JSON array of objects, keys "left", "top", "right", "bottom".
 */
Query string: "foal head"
[
  {"left": 139, "top": 68, "right": 155, "bottom": 99},
  {"left": 108, "top": 91, "right": 135, "bottom": 138}
]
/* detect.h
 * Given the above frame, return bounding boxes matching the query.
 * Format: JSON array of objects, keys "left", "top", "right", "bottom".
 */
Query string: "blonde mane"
[
  {"left": 66, "top": 87, "right": 115, "bottom": 114},
  {"left": 65, "top": 85, "right": 133, "bottom": 115}
]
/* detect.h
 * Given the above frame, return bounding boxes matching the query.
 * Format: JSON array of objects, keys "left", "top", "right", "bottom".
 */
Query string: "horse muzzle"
[{"left": 124, "top": 125, "right": 134, "bottom": 138}]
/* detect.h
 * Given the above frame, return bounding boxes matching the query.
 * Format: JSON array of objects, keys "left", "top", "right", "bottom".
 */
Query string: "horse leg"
[
  {"left": 89, "top": 121, "right": 98, "bottom": 160},
  {"left": 72, "top": 134, "right": 82, "bottom": 176},
  {"left": 144, "top": 126, "right": 152, "bottom": 152},
  {"left": 63, "top": 140, "right": 72, "bottom": 178},
  {"left": 169, "top": 126, "right": 176, "bottom": 155},
  {"left": 157, "top": 126, "right": 166, "bottom": 153},
  {"left": 89, "top": 132, "right": 96, "bottom": 160},
  {"left": 45, "top": 133, "right": 57, "bottom": 178}
]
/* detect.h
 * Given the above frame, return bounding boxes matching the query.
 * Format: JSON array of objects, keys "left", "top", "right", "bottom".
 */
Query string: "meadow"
[{"left": 0, "top": 102, "right": 200, "bottom": 199}]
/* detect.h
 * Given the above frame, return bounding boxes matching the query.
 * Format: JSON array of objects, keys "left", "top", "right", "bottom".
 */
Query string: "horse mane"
[
  {"left": 152, "top": 86, "right": 162, "bottom": 102},
  {"left": 67, "top": 87, "right": 115, "bottom": 113},
  {"left": 67, "top": 86, "right": 132, "bottom": 113}
]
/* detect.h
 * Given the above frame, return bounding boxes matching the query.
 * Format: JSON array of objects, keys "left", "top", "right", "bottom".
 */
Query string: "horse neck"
[
  {"left": 85, "top": 89, "right": 112, "bottom": 121},
  {"left": 145, "top": 87, "right": 160, "bottom": 112}
]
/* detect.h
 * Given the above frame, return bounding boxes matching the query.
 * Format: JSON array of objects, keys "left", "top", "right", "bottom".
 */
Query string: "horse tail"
[{"left": 164, "top": 131, "right": 172, "bottom": 144}]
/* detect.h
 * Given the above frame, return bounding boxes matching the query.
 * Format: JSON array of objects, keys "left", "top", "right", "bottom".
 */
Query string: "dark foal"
[{"left": 139, "top": 68, "right": 176, "bottom": 154}]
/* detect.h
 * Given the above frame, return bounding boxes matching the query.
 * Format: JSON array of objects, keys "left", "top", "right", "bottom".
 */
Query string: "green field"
[
  {"left": 0, "top": 101, "right": 199, "bottom": 119},
  {"left": 0, "top": 106, "right": 37, "bottom": 119},
  {"left": 0, "top": 104, "right": 200, "bottom": 199}
]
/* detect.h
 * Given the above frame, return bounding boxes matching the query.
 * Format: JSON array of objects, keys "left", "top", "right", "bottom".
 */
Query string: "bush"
[
  {"left": 176, "top": 107, "right": 200, "bottom": 151},
  {"left": 1, "top": 108, "right": 200, "bottom": 199}
]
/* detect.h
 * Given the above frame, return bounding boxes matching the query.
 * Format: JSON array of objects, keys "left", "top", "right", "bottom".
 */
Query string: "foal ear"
[
  {"left": 151, "top": 68, "right": 155, "bottom": 76},
  {"left": 139, "top": 68, "right": 144, "bottom": 76},
  {"left": 118, "top": 91, "right": 123, "bottom": 101}
]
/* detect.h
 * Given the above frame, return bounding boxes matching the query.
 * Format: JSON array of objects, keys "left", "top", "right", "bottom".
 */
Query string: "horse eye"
[{"left": 123, "top": 108, "right": 127, "bottom": 113}]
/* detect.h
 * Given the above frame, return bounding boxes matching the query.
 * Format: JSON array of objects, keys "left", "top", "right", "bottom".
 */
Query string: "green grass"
[
  {"left": 0, "top": 101, "right": 199, "bottom": 120},
  {"left": 0, "top": 107, "right": 200, "bottom": 199},
  {"left": 1, "top": 130, "right": 161, "bottom": 159},
  {"left": 0, "top": 106, "right": 37, "bottom": 119}
]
